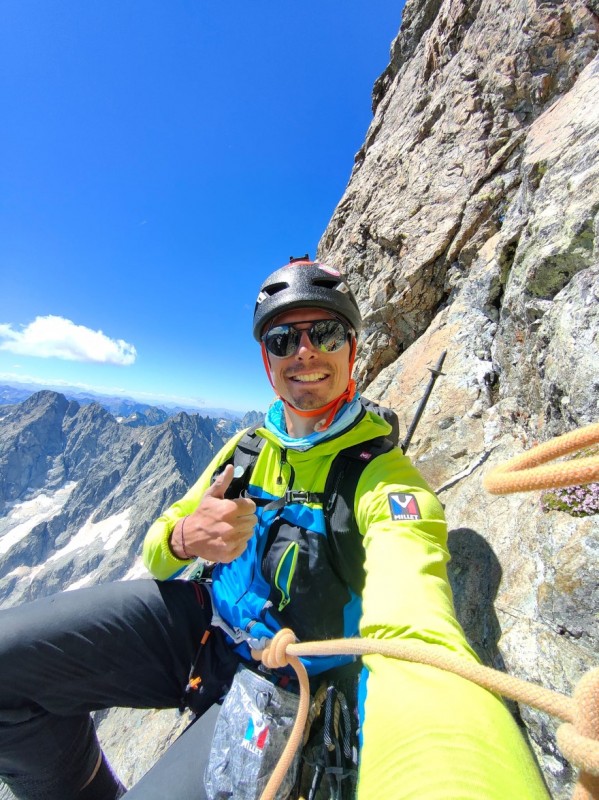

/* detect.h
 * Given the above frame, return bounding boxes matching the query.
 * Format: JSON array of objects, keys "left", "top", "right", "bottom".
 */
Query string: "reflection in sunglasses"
[{"left": 262, "top": 319, "right": 351, "bottom": 358}]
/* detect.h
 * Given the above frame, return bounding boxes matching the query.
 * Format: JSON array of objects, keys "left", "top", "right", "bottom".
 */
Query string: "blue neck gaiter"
[{"left": 264, "top": 395, "right": 362, "bottom": 451}]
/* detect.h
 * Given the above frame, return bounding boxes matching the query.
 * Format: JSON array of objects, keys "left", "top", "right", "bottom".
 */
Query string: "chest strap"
[{"left": 255, "top": 490, "right": 324, "bottom": 512}]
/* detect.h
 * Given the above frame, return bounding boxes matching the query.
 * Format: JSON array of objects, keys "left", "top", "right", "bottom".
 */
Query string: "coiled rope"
[{"left": 252, "top": 422, "right": 599, "bottom": 800}]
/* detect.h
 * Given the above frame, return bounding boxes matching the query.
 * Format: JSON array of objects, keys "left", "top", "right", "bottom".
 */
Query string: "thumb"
[{"left": 205, "top": 463, "right": 235, "bottom": 499}]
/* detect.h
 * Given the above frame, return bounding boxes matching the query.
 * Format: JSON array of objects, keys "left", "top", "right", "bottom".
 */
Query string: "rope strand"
[
  {"left": 483, "top": 422, "right": 599, "bottom": 494},
  {"left": 253, "top": 633, "right": 599, "bottom": 800}
]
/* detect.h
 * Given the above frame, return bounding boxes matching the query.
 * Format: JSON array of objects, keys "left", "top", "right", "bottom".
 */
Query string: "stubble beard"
[
  {"left": 290, "top": 391, "right": 328, "bottom": 411},
  {"left": 285, "top": 373, "right": 334, "bottom": 411}
]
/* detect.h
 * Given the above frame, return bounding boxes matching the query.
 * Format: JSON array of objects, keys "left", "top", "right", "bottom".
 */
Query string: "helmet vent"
[
  {"left": 252, "top": 263, "right": 362, "bottom": 340},
  {"left": 263, "top": 281, "right": 289, "bottom": 297},
  {"left": 313, "top": 278, "right": 341, "bottom": 289}
]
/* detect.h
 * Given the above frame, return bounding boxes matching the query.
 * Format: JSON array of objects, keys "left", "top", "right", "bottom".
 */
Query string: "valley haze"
[{"left": 0, "top": 379, "right": 264, "bottom": 421}]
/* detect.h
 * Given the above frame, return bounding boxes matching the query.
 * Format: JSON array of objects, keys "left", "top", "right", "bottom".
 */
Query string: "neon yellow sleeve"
[
  {"left": 355, "top": 449, "right": 549, "bottom": 799},
  {"left": 142, "top": 430, "right": 247, "bottom": 580}
]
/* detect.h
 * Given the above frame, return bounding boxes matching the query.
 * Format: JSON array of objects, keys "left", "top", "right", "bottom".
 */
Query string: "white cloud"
[{"left": 0, "top": 316, "right": 136, "bottom": 365}]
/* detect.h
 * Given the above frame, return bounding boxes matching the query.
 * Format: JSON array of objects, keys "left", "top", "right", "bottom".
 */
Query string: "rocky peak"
[
  {"left": 0, "top": 393, "right": 227, "bottom": 610},
  {"left": 240, "top": 409, "right": 266, "bottom": 428},
  {"left": 0, "top": 391, "right": 72, "bottom": 511}
]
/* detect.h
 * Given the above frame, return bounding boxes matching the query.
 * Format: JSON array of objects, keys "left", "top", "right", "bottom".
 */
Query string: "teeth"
[{"left": 291, "top": 373, "right": 327, "bottom": 383}]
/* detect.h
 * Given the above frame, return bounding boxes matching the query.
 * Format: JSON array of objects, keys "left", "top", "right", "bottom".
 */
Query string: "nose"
[{"left": 296, "top": 329, "right": 317, "bottom": 358}]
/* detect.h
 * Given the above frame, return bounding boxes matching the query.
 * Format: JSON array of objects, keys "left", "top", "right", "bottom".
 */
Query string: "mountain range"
[
  {"left": 0, "top": 390, "right": 261, "bottom": 609},
  {"left": 0, "top": 381, "right": 253, "bottom": 422}
]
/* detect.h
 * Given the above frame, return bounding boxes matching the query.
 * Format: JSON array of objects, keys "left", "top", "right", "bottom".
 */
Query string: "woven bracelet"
[{"left": 180, "top": 515, "right": 191, "bottom": 560}]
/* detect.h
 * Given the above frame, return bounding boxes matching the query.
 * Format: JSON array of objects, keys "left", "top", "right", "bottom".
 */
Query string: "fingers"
[
  {"left": 203, "top": 465, "right": 257, "bottom": 518},
  {"left": 216, "top": 532, "right": 254, "bottom": 563},
  {"left": 199, "top": 495, "right": 255, "bottom": 524},
  {"left": 194, "top": 516, "right": 255, "bottom": 564},
  {"left": 182, "top": 476, "right": 257, "bottom": 563},
  {"left": 204, "top": 463, "right": 235, "bottom": 499},
  {"left": 232, "top": 496, "right": 257, "bottom": 517}
]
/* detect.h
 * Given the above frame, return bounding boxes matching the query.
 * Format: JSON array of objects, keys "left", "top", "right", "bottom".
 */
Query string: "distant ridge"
[{"left": 0, "top": 381, "right": 260, "bottom": 422}]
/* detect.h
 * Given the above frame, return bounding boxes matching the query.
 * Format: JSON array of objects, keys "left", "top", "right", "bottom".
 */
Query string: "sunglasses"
[{"left": 262, "top": 319, "right": 352, "bottom": 358}]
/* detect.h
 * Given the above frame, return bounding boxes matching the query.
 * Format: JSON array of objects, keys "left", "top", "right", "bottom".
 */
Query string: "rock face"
[{"left": 319, "top": 1, "right": 599, "bottom": 797}]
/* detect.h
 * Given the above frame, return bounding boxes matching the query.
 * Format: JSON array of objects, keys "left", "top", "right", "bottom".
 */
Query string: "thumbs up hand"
[
  {"left": 170, "top": 464, "right": 257, "bottom": 563},
  {"left": 203, "top": 463, "right": 237, "bottom": 500}
]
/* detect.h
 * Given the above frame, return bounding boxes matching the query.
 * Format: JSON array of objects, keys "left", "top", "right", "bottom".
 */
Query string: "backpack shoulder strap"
[
  {"left": 212, "top": 424, "right": 266, "bottom": 500},
  {"left": 324, "top": 435, "right": 396, "bottom": 595},
  {"left": 360, "top": 396, "right": 401, "bottom": 449}
]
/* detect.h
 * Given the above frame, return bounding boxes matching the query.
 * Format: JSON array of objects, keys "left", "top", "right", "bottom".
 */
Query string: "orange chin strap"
[{"left": 260, "top": 338, "right": 358, "bottom": 432}]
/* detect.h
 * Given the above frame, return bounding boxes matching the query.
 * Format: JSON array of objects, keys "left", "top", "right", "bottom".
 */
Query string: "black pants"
[{"left": 0, "top": 579, "right": 238, "bottom": 800}]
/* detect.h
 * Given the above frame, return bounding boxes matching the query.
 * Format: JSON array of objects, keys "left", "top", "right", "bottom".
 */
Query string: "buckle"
[{"left": 286, "top": 489, "right": 311, "bottom": 504}]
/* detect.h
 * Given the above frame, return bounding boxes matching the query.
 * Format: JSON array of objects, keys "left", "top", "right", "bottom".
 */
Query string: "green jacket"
[{"left": 143, "top": 411, "right": 549, "bottom": 799}]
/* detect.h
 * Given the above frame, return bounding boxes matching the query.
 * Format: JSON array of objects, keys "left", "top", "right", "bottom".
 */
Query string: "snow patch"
[
  {"left": 67, "top": 573, "right": 94, "bottom": 591},
  {"left": 0, "top": 482, "right": 78, "bottom": 555},
  {"left": 5, "top": 563, "right": 45, "bottom": 584},
  {"left": 48, "top": 508, "right": 131, "bottom": 562},
  {"left": 65, "top": 552, "right": 151, "bottom": 592}
]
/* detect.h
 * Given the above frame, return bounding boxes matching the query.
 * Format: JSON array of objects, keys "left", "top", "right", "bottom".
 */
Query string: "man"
[{"left": 0, "top": 259, "right": 548, "bottom": 800}]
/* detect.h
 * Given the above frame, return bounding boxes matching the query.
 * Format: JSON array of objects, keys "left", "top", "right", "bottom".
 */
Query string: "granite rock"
[{"left": 319, "top": 4, "right": 599, "bottom": 797}]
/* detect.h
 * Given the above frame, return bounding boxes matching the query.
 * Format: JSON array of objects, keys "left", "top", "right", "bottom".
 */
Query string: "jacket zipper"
[
  {"left": 276, "top": 447, "right": 288, "bottom": 485},
  {"left": 273, "top": 541, "right": 299, "bottom": 611}
]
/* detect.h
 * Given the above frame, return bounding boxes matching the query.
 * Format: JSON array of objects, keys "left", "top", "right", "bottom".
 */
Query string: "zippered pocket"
[
  {"left": 262, "top": 514, "right": 350, "bottom": 640},
  {"left": 273, "top": 542, "right": 298, "bottom": 611}
]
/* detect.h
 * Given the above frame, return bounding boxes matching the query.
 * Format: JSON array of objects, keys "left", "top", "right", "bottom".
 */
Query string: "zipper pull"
[{"left": 277, "top": 448, "right": 288, "bottom": 485}]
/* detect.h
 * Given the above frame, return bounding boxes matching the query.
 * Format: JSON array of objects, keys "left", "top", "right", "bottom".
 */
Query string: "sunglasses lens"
[
  {"left": 310, "top": 320, "right": 348, "bottom": 352},
  {"left": 263, "top": 320, "right": 350, "bottom": 357},
  {"left": 263, "top": 326, "right": 300, "bottom": 357}
]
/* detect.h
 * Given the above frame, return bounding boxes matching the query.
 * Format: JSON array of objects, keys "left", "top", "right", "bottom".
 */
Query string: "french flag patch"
[
  {"left": 242, "top": 715, "right": 269, "bottom": 754},
  {"left": 388, "top": 492, "right": 421, "bottom": 521}
]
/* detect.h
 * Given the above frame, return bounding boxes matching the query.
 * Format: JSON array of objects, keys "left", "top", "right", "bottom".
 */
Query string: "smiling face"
[{"left": 264, "top": 307, "right": 352, "bottom": 430}]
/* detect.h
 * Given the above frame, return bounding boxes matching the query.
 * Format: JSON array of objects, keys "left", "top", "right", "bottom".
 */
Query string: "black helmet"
[{"left": 252, "top": 260, "right": 362, "bottom": 341}]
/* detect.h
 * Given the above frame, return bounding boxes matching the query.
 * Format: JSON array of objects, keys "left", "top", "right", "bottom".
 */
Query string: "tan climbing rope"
[
  {"left": 251, "top": 422, "right": 599, "bottom": 800},
  {"left": 253, "top": 633, "right": 599, "bottom": 800},
  {"left": 483, "top": 421, "right": 599, "bottom": 494}
]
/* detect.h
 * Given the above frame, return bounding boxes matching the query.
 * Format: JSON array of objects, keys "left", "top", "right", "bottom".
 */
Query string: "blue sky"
[{"left": 0, "top": 1, "right": 404, "bottom": 413}]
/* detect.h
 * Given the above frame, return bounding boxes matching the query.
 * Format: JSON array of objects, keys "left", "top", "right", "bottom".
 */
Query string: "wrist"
[{"left": 169, "top": 517, "right": 192, "bottom": 561}]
